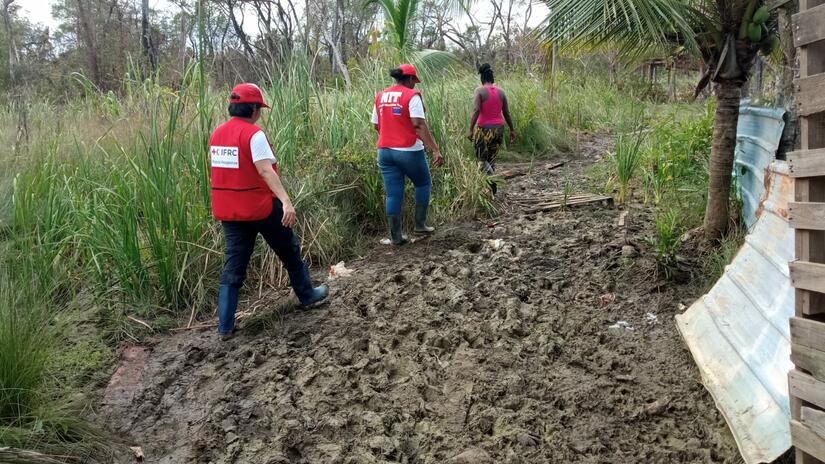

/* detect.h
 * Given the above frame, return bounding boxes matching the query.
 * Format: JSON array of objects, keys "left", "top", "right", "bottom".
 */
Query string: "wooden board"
[
  {"left": 803, "top": 407, "right": 825, "bottom": 440},
  {"left": 792, "top": 343, "right": 825, "bottom": 382},
  {"left": 798, "top": 74, "right": 825, "bottom": 117},
  {"left": 792, "top": 317, "right": 825, "bottom": 352},
  {"left": 790, "top": 370, "right": 825, "bottom": 411},
  {"left": 791, "top": 202, "right": 825, "bottom": 230},
  {"left": 795, "top": 4, "right": 825, "bottom": 47},
  {"left": 789, "top": 149, "right": 825, "bottom": 178},
  {"left": 791, "top": 261, "right": 825, "bottom": 295},
  {"left": 792, "top": 419, "right": 825, "bottom": 462}
]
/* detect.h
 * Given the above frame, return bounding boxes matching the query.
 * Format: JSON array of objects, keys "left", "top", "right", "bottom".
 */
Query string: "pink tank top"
[{"left": 476, "top": 85, "right": 505, "bottom": 126}]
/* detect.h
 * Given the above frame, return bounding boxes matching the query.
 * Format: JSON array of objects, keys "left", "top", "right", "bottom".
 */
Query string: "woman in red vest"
[
  {"left": 210, "top": 83, "right": 328, "bottom": 338},
  {"left": 372, "top": 64, "right": 444, "bottom": 245},
  {"left": 467, "top": 63, "right": 516, "bottom": 194}
]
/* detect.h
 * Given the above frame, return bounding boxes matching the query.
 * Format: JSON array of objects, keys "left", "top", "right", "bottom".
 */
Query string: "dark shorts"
[{"left": 473, "top": 125, "right": 504, "bottom": 174}]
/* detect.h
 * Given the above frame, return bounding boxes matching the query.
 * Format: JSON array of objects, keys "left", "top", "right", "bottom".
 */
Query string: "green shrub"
[
  {"left": 653, "top": 208, "right": 682, "bottom": 269},
  {"left": 611, "top": 131, "right": 646, "bottom": 204}
]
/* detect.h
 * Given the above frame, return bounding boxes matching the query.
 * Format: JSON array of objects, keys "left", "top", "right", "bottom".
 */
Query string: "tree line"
[{"left": 0, "top": 0, "right": 544, "bottom": 96}]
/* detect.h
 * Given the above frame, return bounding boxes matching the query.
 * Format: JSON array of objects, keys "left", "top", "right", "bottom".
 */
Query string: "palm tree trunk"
[{"left": 704, "top": 81, "right": 741, "bottom": 240}]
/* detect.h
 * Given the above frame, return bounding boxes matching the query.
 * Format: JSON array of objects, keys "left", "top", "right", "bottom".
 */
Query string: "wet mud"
[{"left": 99, "top": 137, "right": 742, "bottom": 463}]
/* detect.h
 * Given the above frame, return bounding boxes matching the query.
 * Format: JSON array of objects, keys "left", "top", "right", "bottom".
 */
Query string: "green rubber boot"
[
  {"left": 388, "top": 214, "right": 409, "bottom": 245},
  {"left": 414, "top": 203, "right": 435, "bottom": 234}
]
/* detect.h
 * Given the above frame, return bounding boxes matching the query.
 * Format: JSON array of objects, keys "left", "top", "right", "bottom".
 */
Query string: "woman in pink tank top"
[{"left": 468, "top": 64, "right": 516, "bottom": 194}]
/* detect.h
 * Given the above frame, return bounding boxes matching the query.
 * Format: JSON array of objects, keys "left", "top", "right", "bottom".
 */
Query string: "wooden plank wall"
[{"left": 790, "top": 1, "right": 825, "bottom": 462}]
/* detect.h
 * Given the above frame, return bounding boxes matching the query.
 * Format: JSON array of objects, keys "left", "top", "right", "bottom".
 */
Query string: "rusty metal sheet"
[
  {"left": 676, "top": 103, "right": 791, "bottom": 464},
  {"left": 734, "top": 103, "right": 786, "bottom": 229}
]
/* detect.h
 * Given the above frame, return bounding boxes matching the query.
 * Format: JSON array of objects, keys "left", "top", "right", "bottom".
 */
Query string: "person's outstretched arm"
[
  {"left": 501, "top": 90, "right": 516, "bottom": 142},
  {"left": 468, "top": 88, "right": 482, "bottom": 140}
]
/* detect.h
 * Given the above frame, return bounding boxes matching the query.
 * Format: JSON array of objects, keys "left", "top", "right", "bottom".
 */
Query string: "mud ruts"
[{"left": 99, "top": 137, "right": 740, "bottom": 463}]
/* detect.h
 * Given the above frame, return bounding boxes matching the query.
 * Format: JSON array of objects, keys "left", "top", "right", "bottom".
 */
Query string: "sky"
[{"left": 16, "top": 0, "right": 548, "bottom": 35}]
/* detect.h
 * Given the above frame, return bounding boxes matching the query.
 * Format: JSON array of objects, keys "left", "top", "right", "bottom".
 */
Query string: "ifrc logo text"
[{"left": 210, "top": 146, "right": 239, "bottom": 169}]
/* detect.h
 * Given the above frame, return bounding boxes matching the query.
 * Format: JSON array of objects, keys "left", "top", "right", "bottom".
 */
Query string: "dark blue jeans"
[
  {"left": 220, "top": 198, "right": 305, "bottom": 289},
  {"left": 377, "top": 148, "right": 432, "bottom": 215}
]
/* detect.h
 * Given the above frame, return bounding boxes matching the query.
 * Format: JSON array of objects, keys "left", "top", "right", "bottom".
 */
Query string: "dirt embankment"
[{"left": 98, "top": 136, "right": 741, "bottom": 464}]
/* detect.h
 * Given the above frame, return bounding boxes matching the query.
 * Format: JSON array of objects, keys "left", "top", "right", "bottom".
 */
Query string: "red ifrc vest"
[
  {"left": 209, "top": 117, "right": 276, "bottom": 221},
  {"left": 375, "top": 84, "right": 423, "bottom": 148}
]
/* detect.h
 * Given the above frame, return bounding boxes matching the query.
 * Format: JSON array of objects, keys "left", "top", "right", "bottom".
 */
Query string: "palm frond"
[
  {"left": 534, "top": 0, "right": 706, "bottom": 60},
  {"left": 409, "top": 49, "right": 462, "bottom": 76}
]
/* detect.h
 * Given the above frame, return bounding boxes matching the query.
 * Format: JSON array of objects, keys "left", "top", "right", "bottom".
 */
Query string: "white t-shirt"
[
  {"left": 250, "top": 131, "right": 276, "bottom": 164},
  {"left": 371, "top": 95, "right": 425, "bottom": 151}
]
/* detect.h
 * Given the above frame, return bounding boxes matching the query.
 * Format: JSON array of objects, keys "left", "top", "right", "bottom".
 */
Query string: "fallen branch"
[
  {"left": 499, "top": 169, "right": 526, "bottom": 179},
  {"left": 0, "top": 448, "right": 68, "bottom": 464},
  {"left": 525, "top": 195, "right": 613, "bottom": 213},
  {"left": 127, "top": 315, "right": 153, "bottom": 332}
]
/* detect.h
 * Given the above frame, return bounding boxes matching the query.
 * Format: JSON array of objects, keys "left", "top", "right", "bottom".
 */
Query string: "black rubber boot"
[
  {"left": 413, "top": 203, "right": 435, "bottom": 234},
  {"left": 388, "top": 214, "right": 409, "bottom": 245}
]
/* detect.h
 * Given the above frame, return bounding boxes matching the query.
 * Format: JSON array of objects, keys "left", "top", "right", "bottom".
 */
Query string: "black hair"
[
  {"left": 228, "top": 101, "right": 261, "bottom": 118},
  {"left": 389, "top": 68, "right": 412, "bottom": 83},
  {"left": 478, "top": 63, "right": 494, "bottom": 84}
]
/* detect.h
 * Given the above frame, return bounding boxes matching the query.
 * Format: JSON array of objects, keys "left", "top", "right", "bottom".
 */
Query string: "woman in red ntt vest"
[
  {"left": 372, "top": 64, "right": 444, "bottom": 245},
  {"left": 210, "top": 83, "right": 328, "bottom": 338}
]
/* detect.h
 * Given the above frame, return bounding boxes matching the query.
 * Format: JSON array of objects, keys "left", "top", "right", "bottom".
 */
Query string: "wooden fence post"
[{"left": 788, "top": 1, "right": 825, "bottom": 462}]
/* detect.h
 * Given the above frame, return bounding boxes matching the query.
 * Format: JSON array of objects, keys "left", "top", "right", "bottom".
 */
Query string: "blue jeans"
[
  {"left": 377, "top": 148, "right": 432, "bottom": 215},
  {"left": 220, "top": 198, "right": 305, "bottom": 289}
]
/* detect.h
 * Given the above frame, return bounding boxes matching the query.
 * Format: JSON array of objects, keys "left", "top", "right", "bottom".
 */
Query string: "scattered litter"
[
  {"left": 618, "top": 210, "right": 629, "bottom": 227},
  {"left": 598, "top": 293, "right": 616, "bottom": 307},
  {"left": 608, "top": 321, "right": 634, "bottom": 331},
  {"left": 130, "top": 446, "right": 144, "bottom": 461},
  {"left": 328, "top": 261, "right": 354, "bottom": 280},
  {"left": 678, "top": 303, "right": 687, "bottom": 311},
  {"left": 486, "top": 239, "right": 505, "bottom": 250},
  {"left": 621, "top": 245, "right": 636, "bottom": 257},
  {"left": 644, "top": 312, "right": 659, "bottom": 324},
  {"left": 380, "top": 237, "right": 418, "bottom": 245}
]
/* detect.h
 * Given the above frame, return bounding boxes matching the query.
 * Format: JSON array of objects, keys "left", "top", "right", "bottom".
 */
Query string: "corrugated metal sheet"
[
  {"left": 675, "top": 103, "right": 792, "bottom": 464},
  {"left": 734, "top": 101, "right": 787, "bottom": 229}
]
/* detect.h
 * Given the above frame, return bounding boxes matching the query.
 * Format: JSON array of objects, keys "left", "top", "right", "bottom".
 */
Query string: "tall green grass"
[
  {"left": 4, "top": 61, "right": 571, "bottom": 320},
  {"left": 611, "top": 131, "right": 646, "bottom": 204},
  {"left": 0, "top": 259, "right": 111, "bottom": 461}
]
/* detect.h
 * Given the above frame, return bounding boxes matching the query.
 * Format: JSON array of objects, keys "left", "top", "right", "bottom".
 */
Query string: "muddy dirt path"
[{"left": 99, "top": 136, "right": 742, "bottom": 463}]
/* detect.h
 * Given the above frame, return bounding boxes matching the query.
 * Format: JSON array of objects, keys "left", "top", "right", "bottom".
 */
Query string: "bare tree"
[
  {"left": 1, "top": 0, "right": 18, "bottom": 84},
  {"left": 75, "top": 0, "right": 102, "bottom": 86},
  {"left": 142, "top": 0, "right": 157, "bottom": 70},
  {"left": 222, "top": 0, "right": 256, "bottom": 57}
]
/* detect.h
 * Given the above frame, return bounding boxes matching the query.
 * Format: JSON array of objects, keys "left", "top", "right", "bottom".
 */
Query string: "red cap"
[
  {"left": 228, "top": 83, "right": 270, "bottom": 108},
  {"left": 398, "top": 64, "right": 421, "bottom": 83}
]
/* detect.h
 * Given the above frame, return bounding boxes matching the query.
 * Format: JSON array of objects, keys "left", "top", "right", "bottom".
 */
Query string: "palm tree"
[
  {"left": 366, "top": 0, "right": 461, "bottom": 72},
  {"left": 536, "top": 0, "right": 779, "bottom": 241}
]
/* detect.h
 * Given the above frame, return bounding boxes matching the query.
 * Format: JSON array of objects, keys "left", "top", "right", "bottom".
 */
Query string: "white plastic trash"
[{"left": 328, "top": 261, "right": 354, "bottom": 280}]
